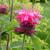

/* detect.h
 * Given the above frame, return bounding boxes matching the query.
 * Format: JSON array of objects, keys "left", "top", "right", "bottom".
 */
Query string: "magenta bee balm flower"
[
  {"left": 15, "top": 9, "right": 42, "bottom": 36},
  {"left": 0, "top": 4, "right": 8, "bottom": 14}
]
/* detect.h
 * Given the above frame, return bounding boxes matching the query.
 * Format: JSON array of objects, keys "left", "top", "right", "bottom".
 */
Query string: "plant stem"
[
  {"left": 10, "top": 0, "right": 13, "bottom": 50},
  {"left": 10, "top": 0, "right": 13, "bottom": 45},
  {"left": 0, "top": 32, "right": 2, "bottom": 49},
  {"left": 6, "top": 33, "right": 9, "bottom": 50},
  {"left": 10, "top": 0, "right": 13, "bottom": 21},
  {"left": 22, "top": 34, "right": 25, "bottom": 50}
]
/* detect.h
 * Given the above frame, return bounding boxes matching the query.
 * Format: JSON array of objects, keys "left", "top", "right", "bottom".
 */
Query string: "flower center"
[{"left": 20, "top": 21, "right": 34, "bottom": 30}]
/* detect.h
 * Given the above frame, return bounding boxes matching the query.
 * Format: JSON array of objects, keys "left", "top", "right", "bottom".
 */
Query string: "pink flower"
[
  {"left": 15, "top": 9, "right": 42, "bottom": 36},
  {"left": 0, "top": 4, "right": 8, "bottom": 14}
]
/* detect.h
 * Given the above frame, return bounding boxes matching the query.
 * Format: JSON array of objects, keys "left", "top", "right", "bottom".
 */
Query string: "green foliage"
[
  {"left": 0, "top": 48, "right": 2, "bottom": 50},
  {"left": 33, "top": 3, "right": 44, "bottom": 14},
  {"left": 40, "top": 0, "right": 48, "bottom": 3}
]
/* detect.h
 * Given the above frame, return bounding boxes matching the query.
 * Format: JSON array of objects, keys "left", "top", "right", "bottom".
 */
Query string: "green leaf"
[
  {"left": 11, "top": 40, "right": 23, "bottom": 48},
  {"left": 31, "top": 35, "right": 43, "bottom": 50},
  {"left": 31, "top": 35, "right": 49, "bottom": 50},
  {"left": 4, "top": 19, "right": 19, "bottom": 32},
  {"left": 12, "top": 48, "right": 21, "bottom": 50}
]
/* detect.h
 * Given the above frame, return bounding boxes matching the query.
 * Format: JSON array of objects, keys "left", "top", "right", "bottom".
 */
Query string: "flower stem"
[
  {"left": 6, "top": 33, "right": 9, "bottom": 50},
  {"left": 0, "top": 32, "right": 2, "bottom": 49},
  {"left": 10, "top": 0, "right": 13, "bottom": 21},
  {"left": 10, "top": 0, "right": 13, "bottom": 45},
  {"left": 22, "top": 34, "right": 25, "bottom": 50}
]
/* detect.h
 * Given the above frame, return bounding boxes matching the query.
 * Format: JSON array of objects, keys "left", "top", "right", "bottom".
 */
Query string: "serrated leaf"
[{"left": 31, "top": 35, "right": 43, "bottom": 50}]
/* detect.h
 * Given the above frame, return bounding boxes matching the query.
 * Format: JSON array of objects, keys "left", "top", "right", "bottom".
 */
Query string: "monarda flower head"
[
  {"left": 15, "top": 9, "right": 42, "bottom": 36},
  {"left": 0, "top": 4, "right": 8, "bottom": 14}
]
